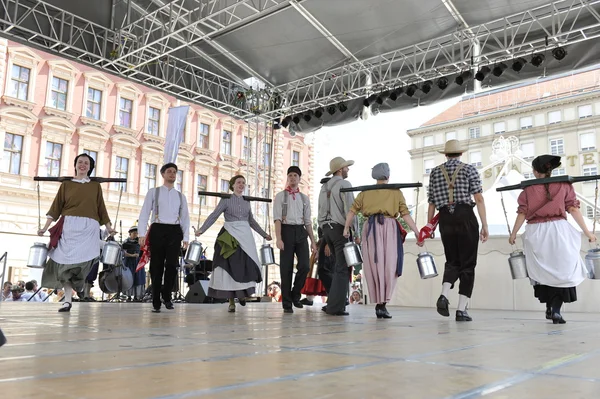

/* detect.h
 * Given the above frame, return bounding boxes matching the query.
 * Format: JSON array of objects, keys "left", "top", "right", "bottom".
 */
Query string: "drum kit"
[{"left": 27, "top": 176, "right": 134, "bottom": 298}]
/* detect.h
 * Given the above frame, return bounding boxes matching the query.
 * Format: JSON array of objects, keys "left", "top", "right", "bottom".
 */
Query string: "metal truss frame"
[
  {"left": 263, "top": 0, "right": 600, "bottom": 118},
  {"left": 1, "top": 0, "right": 599, "bottom": 121}
]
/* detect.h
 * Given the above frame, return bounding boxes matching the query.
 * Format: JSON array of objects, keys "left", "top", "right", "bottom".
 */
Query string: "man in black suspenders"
[
  {"left": 427, "top": 140, "right": 488, "bottom": 321},
  {"left": 138, "top": 163, "right": 191, "bottom": 313},
  {"left": 317, "top": 157, "right": 357, "bottom": 316},
  {"left": 273, "top": 166, "right": 318, "bottom": 313}
]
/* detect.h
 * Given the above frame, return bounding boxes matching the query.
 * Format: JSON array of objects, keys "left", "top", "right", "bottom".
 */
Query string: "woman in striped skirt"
[
  {"left": 37, "top": 153, "right": 115, "bottom": 312},
  {"left": 195, "top": 175, "right": 272, "bottom": 312}
]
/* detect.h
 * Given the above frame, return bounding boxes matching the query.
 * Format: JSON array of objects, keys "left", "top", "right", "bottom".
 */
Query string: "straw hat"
[
  {"left": 326, "top": 157, "right": 355, "bottom": 176},
  {"left": 438, "top": 139, "right": 467, "bottom": 154}
]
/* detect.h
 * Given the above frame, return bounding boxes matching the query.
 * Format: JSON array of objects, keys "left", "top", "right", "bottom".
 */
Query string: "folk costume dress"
[
  {"left": 517, "top": 182, "right": 588, "bottom": 304},
  {"left": 350, "top": 189, "right": 409, "bottom": 304},
  {"left": 197, "top": 194, "right": 268, "bottom": 299},
  {"left": 42, "top": 178, "right": 110, "bottom": 291}
]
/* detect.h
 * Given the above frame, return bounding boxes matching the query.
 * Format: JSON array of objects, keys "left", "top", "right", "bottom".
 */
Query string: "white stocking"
[
  {"left": 441, "top": 282, "right": 452, "bottom": 298},
  {"left": 457, "top": 294, "right": 469, "bottom": 312},
  {"left": 63, "top": 282, "right": 73, "bottom": 306}
]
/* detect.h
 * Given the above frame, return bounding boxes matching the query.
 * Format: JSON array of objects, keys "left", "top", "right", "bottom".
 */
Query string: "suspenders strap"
[{"left": 439, "top": 164, "right": 464, "bottom": 204}]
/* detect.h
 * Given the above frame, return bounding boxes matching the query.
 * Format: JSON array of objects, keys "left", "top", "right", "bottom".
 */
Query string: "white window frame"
[
  {"left": 292, "top": 150, "right": 300, "bottom": 167},
  {"left": 548, "top": 110, "right": 562, "bottom": 124},
  {"left": 197, "top": 174, "right": 208, "bottom": 205},
  {"left": 520, "top": 142, "right": 535, "bottom": 161},
  {"left": 196, "top": 110, "right": 219, "bottom": 153},
  {"left": 9, "top": 64, "right": 31, "bottom": 102},
  {"left": 198, "top": 122, "right": 211, "bottom": 150},
  {"left": 110, "top": 134, "right": 140, "bottom": 194},
  {"left": 423, "top": 135, "right": 434, "bottom": 147},
  {"left": 520, "top": 116, "right": 533, "bottom": 130},
  {"left": 144, "top": 93, "right": 170, "bottom": 139},
  {"left": 469, "top": 127, "right": 481, "bottom": 139},
  {"left": 2, "top": 132, "right": 24, "bottom": 175},
  {"left": 113, "top": 156, "right": 130, "bottom": 192},
  {"left": 493, "top": 122, "right": 506, "bottom": 135},
  {"left": 445, "top": 131, "right": 457, "bottom": 141},
  {"left": 469, "top": 151, "right": 482, "bottom": 167},
  {"left": 38, "top": 117, "right": 76, "bottom": 177},
  {"left": 81, "top": 72, "right": 112, "bottom": 127},
  {"left": 242, "top": 135, "right": 253, "bottom": 160},
  {"left": 551, "top": 167, "right": 566, "bottom": 176},
  {"left": 583, "top": 166, "right": 598, "bottom": 176},
  {"left": 424, "top": 159, "right": 435, "bottom": 174},
  {"left": 176, "top": 170, "right": 184, "bottom": 192},
  {"left": 83, "top": 149, "right": 98, "bottom": 177},
  {"left": 220, "top": 179, "right": 230, "bottom": 193},
  {"left": 221, "top": 129, "right": 232, "bottom": 155},
  {"left": 579, "top": 104, "right": 593, "bottom": 119},
  {"left": 3, "top": 47, "right": 42, "bottom": 109},
  {"left": 580, "top": 132, "right": 596, "bottom": 152},
  {"left": 114, "top": 83, "right": 142, "bottom": 135},
  {"left": 44, "top": 141, "right": 63, "bottom": 178},
  {"left": 550, "top": 138, "right": 564, "bottom": 155},
  {"left": 144, "top": 163, "right": 157, "bottom": 190},
  {"left": 44, "top": 60, "right": 80, "bottom": 117},
  {"left": 147, "top": 106, "right": 161, "bottom": 136}
]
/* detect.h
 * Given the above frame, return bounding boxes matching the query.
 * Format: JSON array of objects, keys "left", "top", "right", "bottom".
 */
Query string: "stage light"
[
  {"left": 327, "top": 104, "right": 336, "bottom": 115},
  {"left": 436, "top": 77, "right": 449, "bottom": 90},
  {"left": 512, "top": 57, "right": 527, "bottom": 72},
  {"left": 475, "top": 66, "right": 490, "bottom": 82},
  {"left": 421, "top": 80, "right": 433, "bottom": 94},
  {"left": 281, "top": 116, "right": 292, "bottom": 128},
  {"left": 531, "top": 53, "right": 545, "bottom": 67},
  {"left": 292, "top": 115, "right": 301, "bottom": 124},
  {"left": 338, "top": 102, "right": 348, "bottom": 113},
  {"left": 406, "top": 84, "right": 418, "bottom": 97},
  {"left": 273, "top": 117, "right": 281, "bottom": 130},
  {"left": 455, "top": 70, "right": 472, "bottom": 86},
  {"left": 376, "top": 91, "right": 389, "bottom": 105},
  {"left": 363, "top": 94, "right": 378, "bottom": 107},
  {"left": 389, "top": 87, "right": 403, "bottom": 101},
  {"left": 492, "top": 63, "right": 507, "bottom": 77},
  {"left": 303, "top": 111, "right": 313, "bottom": 122},
  {"left": 314, "top": 107, "right": 324, "bottom": 118},
  {"left": 552, "top": 47, "right": 567, "bottom": 61}
]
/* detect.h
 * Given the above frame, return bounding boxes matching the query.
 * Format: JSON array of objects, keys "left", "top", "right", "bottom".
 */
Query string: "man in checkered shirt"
[{"left": 427, "top": 139, "right": 489, "bottom": 322}]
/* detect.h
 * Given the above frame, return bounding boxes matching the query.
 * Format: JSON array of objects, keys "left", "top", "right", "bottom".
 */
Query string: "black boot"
[
  {"left": 545, "top": 304, "right": 552, "bottom": 320},
  {"left": 376, "top": 303, "right": 392, "bottom": 319}
]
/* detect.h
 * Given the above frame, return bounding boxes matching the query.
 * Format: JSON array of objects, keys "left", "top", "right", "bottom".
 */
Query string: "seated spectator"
[
  {"left": 21, "top": 281, "right": 42, "bottom": 302},
  {"left": 30, "top": 280, "right": 48, "bottom": 301},
  {"left": 6, "top": 286, "right": 24, "bottom": 302},
  {"left": 349, "top": 290, "right": 363, "bottom": 305},
  {"left": 267, "top": 281, "right": 282, "bottom": 302},
  {"left": 2, "top": 282, "right": 12, "bottom": 301}
]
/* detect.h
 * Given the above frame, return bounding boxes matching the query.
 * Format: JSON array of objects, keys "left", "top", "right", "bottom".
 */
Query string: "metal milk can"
[
  {"left": 416, "top": 252, "right": 438, "bottom": 279},
  {"left": 508, "top": 250, "right": 528, "bottom": 279},
  {"left": 27, "top": 242, "right": 48, "bottom": 268},
  {"left": 184, "top": 240, "right": 203, "bottom": 265}
]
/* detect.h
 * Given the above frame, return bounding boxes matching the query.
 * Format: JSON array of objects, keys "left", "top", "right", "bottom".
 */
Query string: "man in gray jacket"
[{"left": 318, "top": 157, "right": 357, "bottom": 316}]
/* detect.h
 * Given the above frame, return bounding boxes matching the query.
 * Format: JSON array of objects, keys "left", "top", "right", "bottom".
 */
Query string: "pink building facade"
[{"left": 0, "top": 39, "right": 314, "bottom": 280}]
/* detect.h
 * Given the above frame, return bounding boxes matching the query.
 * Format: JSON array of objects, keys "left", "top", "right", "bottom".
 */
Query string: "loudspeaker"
[{"left": 185, "top": 281, "right": 209, "bottom": 303}]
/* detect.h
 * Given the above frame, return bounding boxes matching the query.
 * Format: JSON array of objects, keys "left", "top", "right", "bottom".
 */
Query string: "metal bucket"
[
  {"left": 260, "top": 244, "right": 275, "bottom": 265},
  {"left": 585, "top": 248, "right": 600, "bottom": 279},
  {"left": 27, "top": 242, "right": 48, "bottom": 268},
  {"left": 416, "top": 252, "right": 438, "bottom": 279},
  {"left": 343, "top": 241, "right": 362, "bottom": 267},
  {"left": 184, "top": 240, "right": 203, "bottom": 265},
  {"left": 101, "top": 241, "right": 121, "bottom": 266},
  {"left": 508, "top": 250, "right": 528, "bottom": 279}
]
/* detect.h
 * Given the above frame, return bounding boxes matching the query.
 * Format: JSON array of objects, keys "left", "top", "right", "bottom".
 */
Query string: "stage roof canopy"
[{"left": 2, "top": 0, "right": 600, "bottom": 126}]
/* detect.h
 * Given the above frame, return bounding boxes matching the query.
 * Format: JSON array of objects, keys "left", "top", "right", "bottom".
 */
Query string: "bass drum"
[
  {"left": 98, "top": 270, "right": 111, "bottom": 293},
  {"left": 103, "top": 265, "right": 134, "bottom": 293}
]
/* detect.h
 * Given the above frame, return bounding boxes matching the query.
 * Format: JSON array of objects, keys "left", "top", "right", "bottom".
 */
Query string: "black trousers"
[
  {"left": 149, "top": 223, "right": 183, "bottom": 309},
  {"left": 322, "top": 223, "right": 349, "bottom": 314},
  {"left": 317, "top": 239, "right": 334, "bottom": 293},
  {"left": 439, "top": 204, "right": 479, "bottom": 298},
  {"left": 279, "top": 224, "right": 310, "bottom": 308}
]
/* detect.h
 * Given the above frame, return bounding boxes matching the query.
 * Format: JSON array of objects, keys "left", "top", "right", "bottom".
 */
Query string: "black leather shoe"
[
  {"left": 239, "top": 298, "right": 246, "bottom": 306},
  {"left": 58, "top": 302, "right": 72, "bottom": 313},
  {"left": 283, "top": 308, "right": 294, "bottom": 314},
  {"left": 164, "top": 301, "right": 174, "bottom": 310},
  {"left": 292, "top": 301, "right": 304, "bottom": 309},
  {"left": 300, "top": 298, "right": 313, "bottom": 306},
  {"left": 379, "top": 304, "right": 392, "bottom": 319},
  {"left": 545, "top": 308, "right": 552, "bottom": 320},
  {"left": 455, "top": 310, "right": 472, "bottom": 321},
  {"left": 0, "top": 328, "right": 6, "bottom": 347},
  {"left": 436, "top": 295, "right": 450, "bottom": 317},
  {"left": 321, "top": 306, "right": 327, "bottom": 312},
  {"left": 329, "top": 311, "right": 349, "bottom": 316},
  {"left": 152, "top": 308, "right": 161, "bottom": 313},
  {"left": 552, "top": 313, "right": 566, "bottom": 324}
]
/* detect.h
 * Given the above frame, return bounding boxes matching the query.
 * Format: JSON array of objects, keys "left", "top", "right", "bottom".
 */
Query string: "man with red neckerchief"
[{"left": 273, "top": 166, "right": 318, "bottom": 313}]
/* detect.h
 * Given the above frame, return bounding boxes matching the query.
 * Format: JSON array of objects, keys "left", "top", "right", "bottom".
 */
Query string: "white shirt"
[
  {"left": 138, "top": 185, "right": 191, "bottom": 241},
  {"left": 273, "top": 190, "right": 311, "bottom": 225}
]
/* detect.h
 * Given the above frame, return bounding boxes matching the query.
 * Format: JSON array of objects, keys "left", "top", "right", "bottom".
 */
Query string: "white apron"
[{"left": 522, "top": 219, "right": 587, "bottom": 288}]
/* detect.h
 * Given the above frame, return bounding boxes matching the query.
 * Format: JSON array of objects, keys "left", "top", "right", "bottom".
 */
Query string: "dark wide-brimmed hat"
[{"left": 532, "top": 155, "right": 561, "bottom": 174}]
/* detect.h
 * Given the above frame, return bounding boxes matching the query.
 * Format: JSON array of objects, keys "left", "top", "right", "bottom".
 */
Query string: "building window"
[
  {"left": 292, "top": 151, "right": 300, "bottom": 167},
  {"left": 520, "top": 116, "right": 533, "bottom": 129},
  {"left": 469, "top": 127, "right": 481, "bottom": 139},
  {"left": 221, "top": 130, "right": 232, "bottom": 155},
  {"left": 523, "top": 172, "right": 534, "bottom": 179},
  {"left": 423, "top": 135, "right": 434, "bottom": 147},
  {"left": 580, "top": 133, "right": 596, "bottom": 151},
  {"left": 197, "top": 174, "right": 207, "bottom": 205},
  {"left": 445, "top": 131, "right": 456, "bottom": 141},
  {"left": 242, "top": 136, "right": 252, "bottom": 160},
  {"left": 86, "top": 88, "right": 102, "bottom": 120},
  {"left": 50, "top": 77, "right": 68, "bottom": 111},
  {"left": 550, "top": 138, "right": 564, "bottom": 155},
  {"left": 45, "top": 142, "right": 62, "bottom": 177},
  {"left": 583, "top": 166, "right": 598, "bottom": 176},
  {"left": 176, "top": 170, "right": 183, "bottom": 192},
  {"left": 83, "top": 149, "right": 97, "bottom": 177},
  {"left": 2, "top": 133, "right": 23, "bottom": 174},
  {"left": 493, "top": 122, "right": 506, "bottom": 135},
  {"left": 118, "top": 98, "right": 133, "bottom": 128},
  {"left": 114, "top": 156, "right": 129, "bottom": 191},
  {"left": 424, "top": 159, "right": 435, "bottom": 174},
  {"left": 147, "top": 107, "right": 160, "bottom": 136},
  {"left": 263, "top": 143, "right": 272, "bottom": 166},
  {"left": 469, "top": 151, "right": 482, "bottom": 167},
  {"left": 551, "top": 168, "right": 566, "bottom": 176},
  {"left": 548, "top": 110, "right": 561, "bottom": 124},
  {"left": 198, "top": 123, "right": 210, "bottom": 149},
  {"left": 520, "top": 142, "right": 535, "bottom": 160},
  {"left": 578, "top": 104, "right": 593, "bottom": 119},
  {"left": 144, "top": 163, "right": 157, "bottom": 190},
  {"left": 9, "top": 65, "right": 30, "bottom": 101},
  {"left": 220, "top": 179, "right": 229, "bottom": 193}
]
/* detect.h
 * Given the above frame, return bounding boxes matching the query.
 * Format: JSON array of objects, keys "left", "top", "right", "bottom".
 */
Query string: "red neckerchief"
[{"left": 285, "top": 186, "right": 300, "bottom": 200}]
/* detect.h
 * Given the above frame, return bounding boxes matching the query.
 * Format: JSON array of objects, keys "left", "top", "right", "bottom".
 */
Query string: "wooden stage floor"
[{"left": 1, "top": 302, "right": 600, "bottom": 399}]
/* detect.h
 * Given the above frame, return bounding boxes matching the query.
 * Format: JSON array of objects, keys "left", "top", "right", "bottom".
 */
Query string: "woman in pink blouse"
[{"left": 509, "top": 155, "right": 596, "bottom": 324}]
